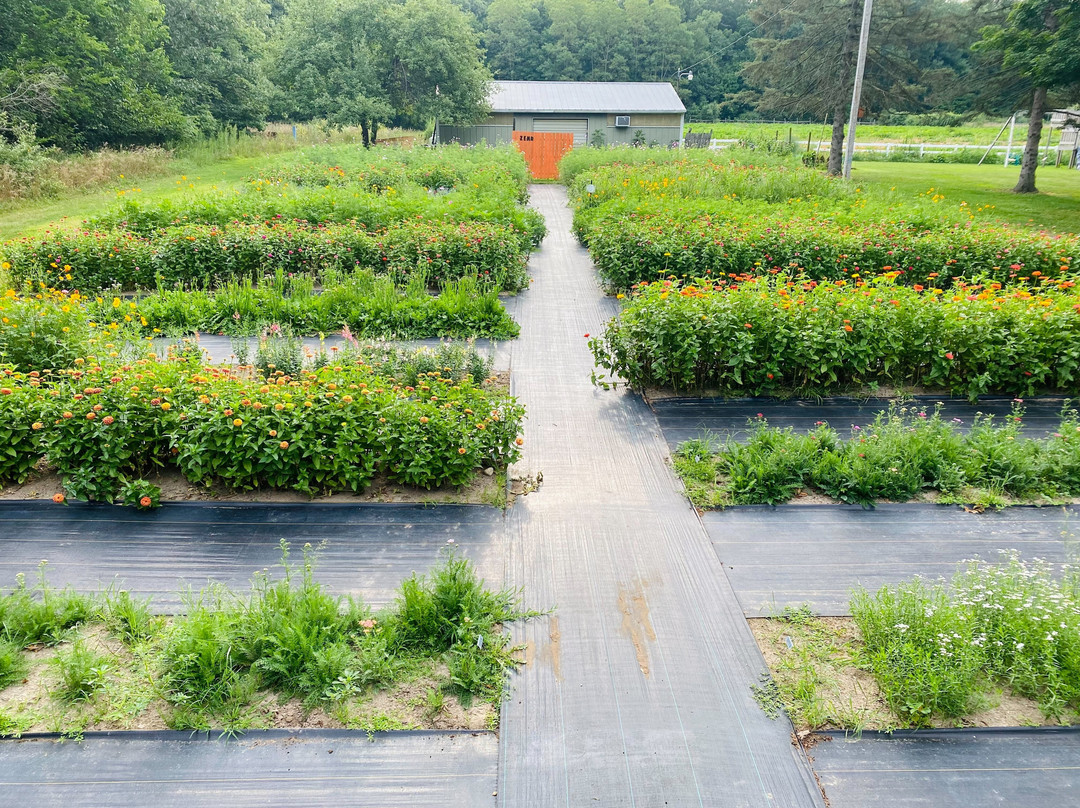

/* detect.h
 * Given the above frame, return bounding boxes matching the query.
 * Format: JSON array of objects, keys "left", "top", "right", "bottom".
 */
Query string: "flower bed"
[
  {"left": 0, "top": 354, "right": 524, "bottom": 501},
  {"left": 590, "top": 273, "right": 1080, "bottom": 398},
  {"left": 93, "top": 272, "right": 519, "bottom": 339},
  {"left": 562, "top": 155, "right": 1078, "bottom": 291},
  {"left": 253, "top": 143, "right": 532, "bottom": 200},
  {"left": 753, "top": 553, "right": 1080, "bottom": 732},
  {"left": 674, "top": 405, "right": 1080, "bottom": 508},
  {"left": 579, "top": 209, "right": 1078, "bottom": 291},
  {"left": 89, "top": 185, "right": 546, "bottom": 248},
  {"left": 3, "top": 218, "right": 532, "bottom": 293}
]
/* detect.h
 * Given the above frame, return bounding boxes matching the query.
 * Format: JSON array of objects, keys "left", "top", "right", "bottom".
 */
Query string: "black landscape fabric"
[
  {"left": 0, "top": 729, "right": 497, "bottom": 807},
  {"left": 0, "top": 502, "right": 504, "bottom": 612},
  {"left": 811, "top": 727, "right": 1080, "bottom": 807},
  {"left": 704, "top": 504, "right": 1079, "bottom": 616},
  {"left": 652, "top": 396, "right": 1070, "bottom": 449}
]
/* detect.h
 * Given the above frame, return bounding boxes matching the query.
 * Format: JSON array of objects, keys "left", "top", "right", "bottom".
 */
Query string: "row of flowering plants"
[
  {"left": 1, "top": 217, "right": 532, "bottom": 293},
  {"left": 579, "top": 208, "right": 1079, "bottom": 291},
  {"left": 0, "top": 354, "right": 524, "bottom": 501},
  {"left": 89, "top": 183, "right": 547, "bottom": 247},
  {"left": 589, "top": 272, "right": 1080, "bottom": 399},
  {"left": 252, "top": 143, "right": 533, "bottom": 201}
]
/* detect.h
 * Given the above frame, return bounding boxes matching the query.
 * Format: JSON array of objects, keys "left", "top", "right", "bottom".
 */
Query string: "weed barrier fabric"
[
  {"left": 651, "top": 396, "right": 1069, "bottom": 449},
  {"left": 0, "top": 729, "right": 497, "bottom": 807},
  {"left": 811, "top": 727, "right": 1080, "bottom": 807},
  {"left": 497, "top": 186, "right": 824, "bottom": 807},
  {"left": 152, "top": 334, "right": 510, "bottom": 369},
  {"left": 0, "top": 502, "right": 503, "bottom": 612},
  {"left": 703, "top": 504, "right": 1080, "bottom": 617}
]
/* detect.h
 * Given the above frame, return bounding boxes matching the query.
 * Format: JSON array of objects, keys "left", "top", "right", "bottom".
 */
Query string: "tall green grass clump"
[
  {"left": 0, "top": 567, "right": 94, "bottom": 647},
  {"left": 159, "top": 545, "right": 530, "bottom": 724}
]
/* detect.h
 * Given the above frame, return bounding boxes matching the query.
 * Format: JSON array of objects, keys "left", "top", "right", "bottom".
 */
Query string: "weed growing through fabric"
[{"left": 0, "top": 546, "right": 538, "bottom": 732}]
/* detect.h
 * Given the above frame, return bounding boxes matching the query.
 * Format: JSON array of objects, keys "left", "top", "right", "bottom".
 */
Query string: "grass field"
[
  {"left": 0, "top": 156, "right": 262, "bottom": 239},
  {"left": 852, "top": 162, "right": 1080, "bottom": 233},
  {"left": 685, "top": 121, "right": 1015, "bottom": 146},
  {"left": 0, "top": 124, "right": 415, "bottom": 240}
]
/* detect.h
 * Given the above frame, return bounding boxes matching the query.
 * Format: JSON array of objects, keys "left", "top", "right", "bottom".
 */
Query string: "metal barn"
[{"left": 437, "top": 80, "right": 686, "bottom": 149}]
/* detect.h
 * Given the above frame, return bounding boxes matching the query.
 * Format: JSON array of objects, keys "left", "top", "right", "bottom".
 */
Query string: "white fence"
[{"left": 708, "top": 138, "right": 1034, "bottom": 156}]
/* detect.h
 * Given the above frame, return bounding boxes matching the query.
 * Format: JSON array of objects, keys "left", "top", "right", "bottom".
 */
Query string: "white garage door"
[{"left": 530, "top": 118, "right": 589, "bottom": 146}]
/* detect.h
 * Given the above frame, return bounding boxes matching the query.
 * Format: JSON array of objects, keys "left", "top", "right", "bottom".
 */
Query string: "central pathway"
[{"left": 498, "top": 186, "right": 823, "bottom": 806}]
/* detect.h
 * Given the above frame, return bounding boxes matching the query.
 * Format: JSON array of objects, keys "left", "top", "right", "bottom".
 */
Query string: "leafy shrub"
[{"left": 591, "top": 273, "right": 1080, "bottom": 399}]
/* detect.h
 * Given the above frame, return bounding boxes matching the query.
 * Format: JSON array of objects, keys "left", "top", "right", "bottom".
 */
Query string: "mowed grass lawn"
[{"left": 852, "top": 162, "right": 1080, "bottom": 234}]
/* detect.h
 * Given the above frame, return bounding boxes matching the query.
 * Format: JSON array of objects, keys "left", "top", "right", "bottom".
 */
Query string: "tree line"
[{"left": 0, "top": 0, "right": 1076, "bottom": 166}]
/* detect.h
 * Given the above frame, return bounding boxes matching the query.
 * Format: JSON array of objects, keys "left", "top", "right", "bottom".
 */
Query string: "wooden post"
[{"left": 1004, "top": 113, "right": 1016, "bottom": 167}]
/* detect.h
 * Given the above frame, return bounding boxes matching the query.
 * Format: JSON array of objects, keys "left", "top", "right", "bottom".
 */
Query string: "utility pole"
[{"left": 843, "top": 0, "right": 874, "bottom": 180}]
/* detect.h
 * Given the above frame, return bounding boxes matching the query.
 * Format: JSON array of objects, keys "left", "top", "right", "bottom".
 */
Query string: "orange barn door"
[{"left": 513, "top": 131, "right": 574, "bottom": 180}]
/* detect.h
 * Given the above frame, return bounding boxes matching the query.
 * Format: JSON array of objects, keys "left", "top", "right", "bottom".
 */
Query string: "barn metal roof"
[{"left": 490, "top": 81, "right": 685, "bottom": 114}]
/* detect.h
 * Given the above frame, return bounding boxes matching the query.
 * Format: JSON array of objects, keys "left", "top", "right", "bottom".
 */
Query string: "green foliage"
[
  {"left": 576, "top": 203, "right": 1078, "bottom": 292},
  {"left": 158, "top": 545, "right": 529, "bottom": 722},
  {"left": 4, "top": 217, "right": 531, "bottom": 293},
  {"left": 0, "top": 640, "right": 28, "bottom": 690},
  {"left": 126, "top": 273, "right": 518, "bottom": 340},
  {"left": 0, "top": 288, "right": 94, "bottom": 372},
  {"left": 675, "top": 405, "right": 1080, "bottom": 508},
  {"left": 0, "top": 566, "right": 94, "bottom": 647},
  {"left": 0, "top": 379, "right": 44, "bottom": 484},
  {"left": 591, "top": 274, "right": 1080, "bottom": 399},
  {"left": 50, "top": 639, "right": 110, "bottom": 702},
  {"left": 101, "top": 589, "right": 162, "bottom": 644},
  {"left": 977, "top": 1, "right": 1080, "bottom": 92},
  {"left": 162, "top": 0, "right": 272, "bottom": 133},
  {"left": 0, "top": 0, "right": 193, "bottom": 149},
  {"left": 268, "top": 0, "right": 489, "bottom": 140},
  {"left": 853, "top": 552, "right": 1080, "bottom": 723}
]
